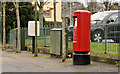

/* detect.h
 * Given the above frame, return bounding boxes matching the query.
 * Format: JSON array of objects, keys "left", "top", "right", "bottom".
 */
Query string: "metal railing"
[
  {"left": 9, "top": 26, "right": 62, "bottom": 47},
  {"left": 90, "top": 23, "right": 120, "bottom": 54},
  {"left": 9, "top": 25, "right": 120, "bottom": 54}
]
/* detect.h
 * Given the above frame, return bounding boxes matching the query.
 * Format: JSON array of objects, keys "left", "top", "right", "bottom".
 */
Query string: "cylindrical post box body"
[
  {"left": 72, "top": 10, "right": 91, "bottom": 65},
  {"left": 73, "top": 10, "right": 91, "bottom": 52}
]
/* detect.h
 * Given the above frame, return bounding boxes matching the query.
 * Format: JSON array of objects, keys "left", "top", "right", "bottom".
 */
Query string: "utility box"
[
  {"left": 73, "top": 10, "right": 91, "bottom": 65},
  {"left": 50, "top": 28, "right": 68, "bottom": 57}
]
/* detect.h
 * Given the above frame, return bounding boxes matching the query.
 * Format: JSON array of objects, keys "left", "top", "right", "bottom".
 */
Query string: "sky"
[{"left": 78, "top": 0, "right": 120, "bottom": 7}]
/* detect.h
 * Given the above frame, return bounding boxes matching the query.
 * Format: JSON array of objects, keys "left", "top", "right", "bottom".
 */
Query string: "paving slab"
[{"left": 2, "top": 51, "right": 119, "bottom": 72}]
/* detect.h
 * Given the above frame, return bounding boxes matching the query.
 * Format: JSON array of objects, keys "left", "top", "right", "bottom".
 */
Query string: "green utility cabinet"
[
  {"left": 9, "top": 28, "right": 25, "bottom": 51},
  {"left": 50, "top": 28, "right": 68, "bottom": 56}
]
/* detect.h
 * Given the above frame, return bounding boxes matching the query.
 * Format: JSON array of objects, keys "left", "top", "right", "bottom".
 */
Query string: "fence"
[
  {"left": 9, "top": 26, "right": 62, "bottom": 46},
  {"left": 67, "top": 23, "right": 120, "bottom": 54},
  {"left": 9, "top": 25, "right": 120, "bottom": 54},
  {"left": 90, "top": 23, "right": 120, "bottom": 54},
  {"left": 25, "top": 26, "right": 56, "bottom": 46}
]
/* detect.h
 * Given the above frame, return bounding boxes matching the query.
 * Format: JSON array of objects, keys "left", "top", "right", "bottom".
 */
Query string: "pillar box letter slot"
[{"left": 73, "top": 10, "right": 91, "bottom": 65}]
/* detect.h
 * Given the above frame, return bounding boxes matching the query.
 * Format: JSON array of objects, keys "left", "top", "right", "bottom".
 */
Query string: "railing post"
[
  {"left": 105, "top": 25, "right": 107, "bottom": 54},
  {"left": 32, "top": 36, "right": 35, "bottom": 54},
  {"left": 14, "top": 29, "right": 17, "bottom": 51},
  {"left": 44, "top": 27, "right": 46, "bottom": 46}
]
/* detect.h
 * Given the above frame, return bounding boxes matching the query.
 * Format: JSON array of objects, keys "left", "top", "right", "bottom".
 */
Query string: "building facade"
[{"left": 43, "top": 1, "right": 62, "bottom": 22}]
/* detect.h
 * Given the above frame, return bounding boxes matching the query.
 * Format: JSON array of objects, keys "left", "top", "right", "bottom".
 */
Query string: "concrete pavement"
[{"left": 2, "top": 51, "right": 119, "bottom": 72}]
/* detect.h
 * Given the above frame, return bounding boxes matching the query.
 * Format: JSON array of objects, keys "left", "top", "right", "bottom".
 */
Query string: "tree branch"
[
  {"left": 12, "top": 0, "right": 16, "bottom": 7},
  {"left": 43, "top": 0, "right": 49, "bottom": 6},
  {"left": 37, "top": 0, "right": 49, "bottom": 8},
  {"left": 37, "top": 2, "right": 40, "bottom": 8}
]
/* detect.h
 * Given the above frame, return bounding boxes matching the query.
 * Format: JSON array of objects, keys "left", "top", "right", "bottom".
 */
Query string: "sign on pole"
[{"left": 28, "top": 21, "right": 40, "bottom": 36}]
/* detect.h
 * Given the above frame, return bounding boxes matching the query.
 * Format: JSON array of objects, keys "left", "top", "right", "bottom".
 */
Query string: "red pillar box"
[{"left": 73, "top": 10, "right": 91, "bottom": 65}]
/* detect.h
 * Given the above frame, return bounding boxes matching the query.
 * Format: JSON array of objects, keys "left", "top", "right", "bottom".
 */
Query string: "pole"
[
  {"left": 54, "top": 0, "right": 57, "bottom": 27},
  {"left": 105, "top": 25, "right": 107, "bottom": 54},
  {"left": 32, "top": 36, "right": 35, "bottom": 54},
  {"left": 34, "top": 2, "right": 38, "bottom": 57},
  {"left": 44, "top": 27, "right": 46, "bottom": 46},
  {"left": 118, "top": 3, "right": 120, "bottom": 66},
  {"left": 14, "top": 30, "right": 17, "bottom": 51}
]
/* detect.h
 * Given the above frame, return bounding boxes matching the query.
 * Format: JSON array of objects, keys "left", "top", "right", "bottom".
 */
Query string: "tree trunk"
[
  {"left": 16, "top": 2, "right": 21, "bottom": 53},
  {"left": 70, "top": 2, "right": 72, "bottom": 26},
  {"left": 2, "top": 2, "right": 6, "bottom": 51},
  {"left": 39, "top": 2, "right": 44, "bottom": 28},
  {"left": 62, "top": 2, "right": 66, "bottom": 62},
  {"left": 34, "top": 2, "right": 38, "bottom": 57},
  {"left": 54, "top": 0, "right": 57, "bottom": 27}
]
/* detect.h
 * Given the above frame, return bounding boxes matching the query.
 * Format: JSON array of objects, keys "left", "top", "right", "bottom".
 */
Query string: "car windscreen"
[{"left": 91, "top": 12, "right": 110, "bottom": 21}]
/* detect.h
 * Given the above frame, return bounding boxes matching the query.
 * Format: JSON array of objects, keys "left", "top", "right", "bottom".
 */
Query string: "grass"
[
  {"left": 25, "top": 36, "right": 50, "bottom": 46},
  {"left": 68, "top": 41, "right": 119, "bottom": 54},
  {"left": 25, "top": 36, "right": 120, "bottom": 54},
  {"left": 90, "top": 42, "right": 119, "bottom": 53}
]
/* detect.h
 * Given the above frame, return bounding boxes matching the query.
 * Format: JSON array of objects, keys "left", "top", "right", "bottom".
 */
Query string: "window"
[
  {"left": 75, "top": 18, "right": 77, "bottom": 27},
  {"left": 91, "top": 12, "right": 109, "bottom": 21},
  {"left": 43, "top": 10, "right": 51, "bottom": 18},
  {"left": 108, "top": 13, "right": 118, "bottom": 23},
  {"left": 115, "top": 13, "right": 120, "bottom": 23}
]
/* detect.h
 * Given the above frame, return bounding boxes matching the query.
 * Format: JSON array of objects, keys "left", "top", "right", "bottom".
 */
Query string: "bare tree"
[
  {"left": 35, "top": 0, "right": 49, "bottom": 56},
  {"left": 37, "top": 0, "right": 44, "bottom": 28},
  {"left": 37, "top": 0, "right": 49, "bottom": 28},
  {"left": 2, "top": 2, "right": 6, "bottom": 51},
  {"left": 13, "top": 1, "right": 21, "bottom": 53},
  {"left": 87, "top": 0, "right": 98, "bottom": 13},
  {"left": 62, "top": 2, "right": 66, "bottom": 62},
  {"left": 103, "top": 0, "right": 113, "bottom": 11},
  {"left": 112, "top": 2, "right": 118, "bottom": 10}
]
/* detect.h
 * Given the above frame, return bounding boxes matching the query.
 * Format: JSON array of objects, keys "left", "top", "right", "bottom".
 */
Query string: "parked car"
[
  {"left": 91, "top": 10, "right": 120, "bottom": 43},
  {"left": 68, "top": 10, "right": 120, "bottom": 43}
]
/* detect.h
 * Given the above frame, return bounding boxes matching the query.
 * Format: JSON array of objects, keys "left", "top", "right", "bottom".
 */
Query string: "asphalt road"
[{"left": 2, "top": 51, "right": 119, "bottom": 72}]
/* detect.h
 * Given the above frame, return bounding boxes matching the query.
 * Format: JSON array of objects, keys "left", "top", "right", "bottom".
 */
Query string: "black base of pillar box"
[{"left": 73, "top": 53, "right": 90, "bottom": 65}]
